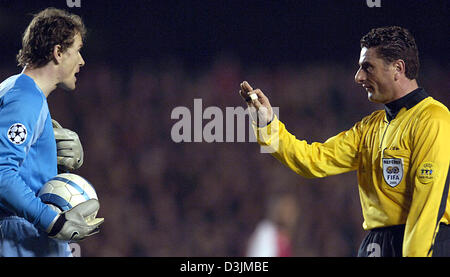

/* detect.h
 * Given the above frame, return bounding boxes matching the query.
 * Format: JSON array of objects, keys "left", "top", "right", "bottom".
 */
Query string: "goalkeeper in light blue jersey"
[{"left": 0, "top": 8, "right": 104, "bottom": 257}]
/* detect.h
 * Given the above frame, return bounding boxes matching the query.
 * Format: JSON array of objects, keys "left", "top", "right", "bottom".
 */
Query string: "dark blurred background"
[{"left": 0, "top": 0, "right": 448, "bottom": 256}]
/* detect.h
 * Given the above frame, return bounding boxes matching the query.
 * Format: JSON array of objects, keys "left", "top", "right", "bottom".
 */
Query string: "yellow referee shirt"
[{"left": 254, "top": 88, "right": 450, "bottom": 256}]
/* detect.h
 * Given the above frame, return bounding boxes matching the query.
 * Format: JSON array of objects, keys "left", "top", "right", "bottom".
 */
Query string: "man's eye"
[{"left": 363, "top": 65, "right": 372, "bottom": 72}]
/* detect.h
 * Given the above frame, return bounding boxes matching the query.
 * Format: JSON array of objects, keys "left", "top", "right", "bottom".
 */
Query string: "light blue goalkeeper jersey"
[{"left": 0, "top": 73, "right": 59, "bottom": 232}]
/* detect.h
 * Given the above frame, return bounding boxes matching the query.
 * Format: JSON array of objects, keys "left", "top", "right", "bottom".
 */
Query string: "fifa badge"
[{"left": 382, "top": 158, "right": 404, "bottom": 187}]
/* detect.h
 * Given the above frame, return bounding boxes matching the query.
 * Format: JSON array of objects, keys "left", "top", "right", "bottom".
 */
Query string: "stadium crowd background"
[{"left": 0, "top": 1, "right": 448, "bottom": 256}]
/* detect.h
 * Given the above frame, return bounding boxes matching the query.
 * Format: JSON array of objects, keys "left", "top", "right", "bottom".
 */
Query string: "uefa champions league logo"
[{"left": 7, "top": 123, "right": 27, "bottom": 145}]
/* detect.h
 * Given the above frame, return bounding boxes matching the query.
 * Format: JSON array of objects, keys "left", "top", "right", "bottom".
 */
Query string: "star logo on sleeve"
[{"left": 7, "top": 123, "right": 27, "bottom": 145}]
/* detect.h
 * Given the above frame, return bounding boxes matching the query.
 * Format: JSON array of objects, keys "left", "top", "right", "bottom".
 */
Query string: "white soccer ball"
[{"left": 38, "top": 173, "right": 98, "bottom": 218}]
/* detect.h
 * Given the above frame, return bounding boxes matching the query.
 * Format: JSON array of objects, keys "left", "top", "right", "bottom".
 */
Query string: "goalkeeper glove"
[
  {"left": 52, "top": 119, "right": 84, "bottom": 172},
  {"left": 47, "top": 199, "right": 104, "bottom": 242}
]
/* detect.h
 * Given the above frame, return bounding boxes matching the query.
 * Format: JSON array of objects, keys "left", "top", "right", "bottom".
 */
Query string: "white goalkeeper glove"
[
  {"left": 47, "top": 199, "right": 104, "bottom": 242},
  {"left": 52, "top": 119, "right": 84, "bottom": 172}
]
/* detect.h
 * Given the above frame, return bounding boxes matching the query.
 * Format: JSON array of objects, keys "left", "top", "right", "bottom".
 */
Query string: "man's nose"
[
  {"left": 354, "top": 68, "right": 366, "bottom": 84},
  {"left": 79, "top": 54, "right": 85, "bottom": 67}
]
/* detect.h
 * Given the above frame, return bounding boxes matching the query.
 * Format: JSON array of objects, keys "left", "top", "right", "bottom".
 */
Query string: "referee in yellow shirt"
[{"left": 239, "top": 26, "right": 450, "bottom": 257}]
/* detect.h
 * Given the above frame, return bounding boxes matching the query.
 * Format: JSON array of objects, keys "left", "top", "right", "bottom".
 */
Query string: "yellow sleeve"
[
  {"left": 403, "top": 105, "right": 450, "bottom": 257},
  {"left": 253, "top": 115, "right": 360, "bottom": 178}
]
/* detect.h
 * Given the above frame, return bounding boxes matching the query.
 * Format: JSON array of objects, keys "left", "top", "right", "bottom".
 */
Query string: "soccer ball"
[{"left": 38, "top": 173, "right": 98, "bottom": 217}]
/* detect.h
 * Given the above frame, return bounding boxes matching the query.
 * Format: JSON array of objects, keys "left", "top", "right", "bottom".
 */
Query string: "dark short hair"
[
  {"left": 16, "top": 7, "right": 86, "bottom": 68},
  {"left": 360, "top": 26, "right": 419, "bottom": 79}
]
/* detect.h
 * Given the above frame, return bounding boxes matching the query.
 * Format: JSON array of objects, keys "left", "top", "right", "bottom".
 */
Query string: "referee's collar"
[{"left": 384, "top": 87, "right": 428, "bottom": 122}]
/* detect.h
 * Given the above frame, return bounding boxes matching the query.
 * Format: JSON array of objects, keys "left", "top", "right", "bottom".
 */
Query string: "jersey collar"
[{"left": 384, "top": 87, "right": 429, "bottom": 122}]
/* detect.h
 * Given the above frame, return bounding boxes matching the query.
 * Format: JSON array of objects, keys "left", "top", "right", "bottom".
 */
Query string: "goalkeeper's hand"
[
  {"left": 52, "top": 119, "right": 84, "bottom": 172},
  {"left": 239, "top": 81, "right": 274, "bottom": 127},
  {"left": 47, "top": 199, "right": 104, "bottom": 242}
]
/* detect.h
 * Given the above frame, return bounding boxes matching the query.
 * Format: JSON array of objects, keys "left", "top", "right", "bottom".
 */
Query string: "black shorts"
[{"left": 357, "top": 223, "right": 450, "bottom": 257}]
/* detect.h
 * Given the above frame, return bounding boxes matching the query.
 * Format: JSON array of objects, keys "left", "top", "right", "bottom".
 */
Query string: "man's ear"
[
  {"left": 52, "top": 44, "right": 63, "bottom": 65},
  {"left": 393, "top": 59, "right": 406, "bottom": 81}
]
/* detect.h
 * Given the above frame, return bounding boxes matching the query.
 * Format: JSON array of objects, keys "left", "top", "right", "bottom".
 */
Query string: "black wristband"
[{"left": 48, "top": 213, "right": 66, "bottom": 236}]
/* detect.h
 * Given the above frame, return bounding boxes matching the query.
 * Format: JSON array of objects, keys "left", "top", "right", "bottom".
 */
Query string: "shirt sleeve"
[
  {"left": 402, "top": 105, "right": 450, "bottom": 257},
  {"left": 253, "top": 115, "right": 361, "bottom": 178},
  {"left": 0, "top": 89, "right": 58, "bottom": 232}
]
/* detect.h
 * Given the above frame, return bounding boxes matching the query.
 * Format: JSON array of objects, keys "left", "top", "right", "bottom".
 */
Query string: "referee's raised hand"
[{"left": 239, "top": 81, "right": 274, "bottom": 126}]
